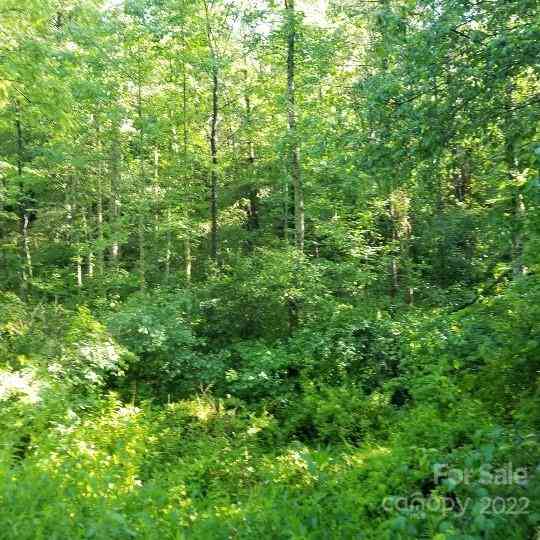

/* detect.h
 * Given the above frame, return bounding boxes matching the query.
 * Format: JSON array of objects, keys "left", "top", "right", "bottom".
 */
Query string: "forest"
[{"left": 0, "top": 0, "right": 539, "bottom": 538}]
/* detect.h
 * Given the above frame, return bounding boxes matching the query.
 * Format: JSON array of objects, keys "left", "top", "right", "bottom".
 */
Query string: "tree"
[{"left": 284, "top": 0, "right": 304, "bottom": 252}]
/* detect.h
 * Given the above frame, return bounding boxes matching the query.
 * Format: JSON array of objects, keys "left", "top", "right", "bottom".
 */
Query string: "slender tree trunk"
[
  {"left": 183, "top": 66, "right": 192, "bottom": 282},
  {"left": 389, "top": 190, "right": 412, "bottom": 300},
  {"left": 67, "top": 176, "right": 83, "bottom": 288},
  {"left": 94, "top": 117, "right": 104, "bottom": 276},
  {"left": 75, "top": 177, "right": 83, "bottom": 288},
  {"left": 153, "top": 146, "right": 160, "bottom": 244},
  {"left": 512, "top": 190, "right": 526, "bottom": 277},
  {"left": 81, "top": 205, "right": 94, "bottom": 277},
  {"left": 165, "top": 205, "right": 172, "bottom": 280},
  {"left": 285, "top": 0, "right": 304, "bottom": 252},
  {"left": 185, "top": 235, "right": 192, "bottom": 283},
  {"left": 283, "top": 176, "right": 289, "bottom": 242},
  {"left": 243, "top": 69, "right": 259, "bottom": 235},
  {"left": 504, "top": 84, "right": 526, "bottom": 278},
  {"left": 137, "top": 67, "right": 146, "bottom": 290},
  {"left": 165, "top": 122, "right": 174, "bottom": 282},
  {"left": 389, "top": 198, "right": 400, "bottom": 298},
  {"left": 109, "top": 127, "right": 121, "bottom": 267},
  {"left": 15, "top": 101, "right": 33, "bottom": 294},
  {"left": 96, "top": 176, "right": 104, "bottom": 276},
  {"left": 77, "top": 255, "right": 83, "bottom": 288},
  {"left": 138, "top": 214, "right": 145, "bottom": 289},
  {"left": 209, "top": 65, "right": 219, "bottom": 262},
  {"left": 22, "top": 214, "right": 33, "bottom": 281},
  {"left": 202, "top": 0, "right": 219, "bottom": 262}
]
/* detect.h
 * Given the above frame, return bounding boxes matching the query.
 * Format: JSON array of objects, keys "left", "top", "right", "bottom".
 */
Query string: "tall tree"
[{"left": 284, "top": 0, "right": 304, "bottom": 252}]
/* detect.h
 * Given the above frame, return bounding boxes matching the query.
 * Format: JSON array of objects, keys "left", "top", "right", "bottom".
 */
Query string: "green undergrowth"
[
  {"left": 1, "top": 392, "right": 538, "bottom": 539},
  {"left": 1, "top": 277, "right": 540, "bottom": 539}
]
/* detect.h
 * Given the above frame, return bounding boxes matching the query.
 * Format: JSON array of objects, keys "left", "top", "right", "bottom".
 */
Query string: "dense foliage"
[{"left": 1, "top": 0, "right": 539, "bottom": 538}]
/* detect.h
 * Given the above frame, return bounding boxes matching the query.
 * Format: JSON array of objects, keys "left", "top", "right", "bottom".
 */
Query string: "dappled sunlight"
[
  {"left": 0, "top": 369, "right": 44, "bottom": 404},
  {"left": 0, "top": 0, "right": 539, "bottom": 537}
]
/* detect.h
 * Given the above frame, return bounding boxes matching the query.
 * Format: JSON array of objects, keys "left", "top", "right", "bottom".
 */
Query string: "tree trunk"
[
  {"left": 389, "top": 197, "right": 399, "bottom": 297},
  {"left": 153, "top": 146, "right": 160, "bottom": 244},
  {"left": 109, "top": 126, "right": 121, "bottom": 267},
  {"left": 81, "top": 205, "right": 94, "bottom": 277},
  {"left": 243, "top": 69, "right": 259, "bottom": 235},
  {"left": 137, "top": 67, "right": 146, "bottom": 290},
  {"left": 94, "top": 117, "right": 104, "bottom": 276},
  {"left": 67, "top": 176, "right": 83, "bottom": 288},
  {"left": 138, "top": 214, "right": 145, "bottom": 290},
  {"left": 504, "top": 84, "right": 526, "bottom": 278},
  {"left": 512, "top": 190, "right": 526, "bottom": 277},
  {"left": 202, "top": 0, "right": 219, "bottom": 262},
  {"left": 182, "top": 64, "right": 193, "bottom": 282},
  {"left": 209, "top": 65, "right": 219, "bottom": 262},
  {"left": 15, "top": 101, "right": 33, "bottom": 294},
  {"left": 96, "top": 176, "right": 104, "bottom": 276},
  {"left": 285, "top": 0, "right": 304, "bottom": 252},
  {"left": 185, "top": 236, "right": 192, "bottom": 283},
  {"left": 165, "top": 206, "right": 172, "bottom": 280}
]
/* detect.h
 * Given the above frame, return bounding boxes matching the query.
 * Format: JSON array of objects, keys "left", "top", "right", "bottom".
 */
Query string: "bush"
[
  {"left": 107, "top": 290, "right": 205, "bottom": 400},
  {"left": 200, "top": 248, "right": 331, "bottom": 343},
  {"left": 281, "top": 382, "right": 392, "bottom": 444}
]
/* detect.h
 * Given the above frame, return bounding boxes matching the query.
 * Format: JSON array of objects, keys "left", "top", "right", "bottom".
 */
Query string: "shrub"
[{"left": 107, "top": 290, "right": 205, "bottom": 400}]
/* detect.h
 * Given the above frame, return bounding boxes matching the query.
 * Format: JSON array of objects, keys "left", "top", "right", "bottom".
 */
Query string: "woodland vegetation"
[{"left": 1, "top": 0, "right": 540, "bottom": 538}]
